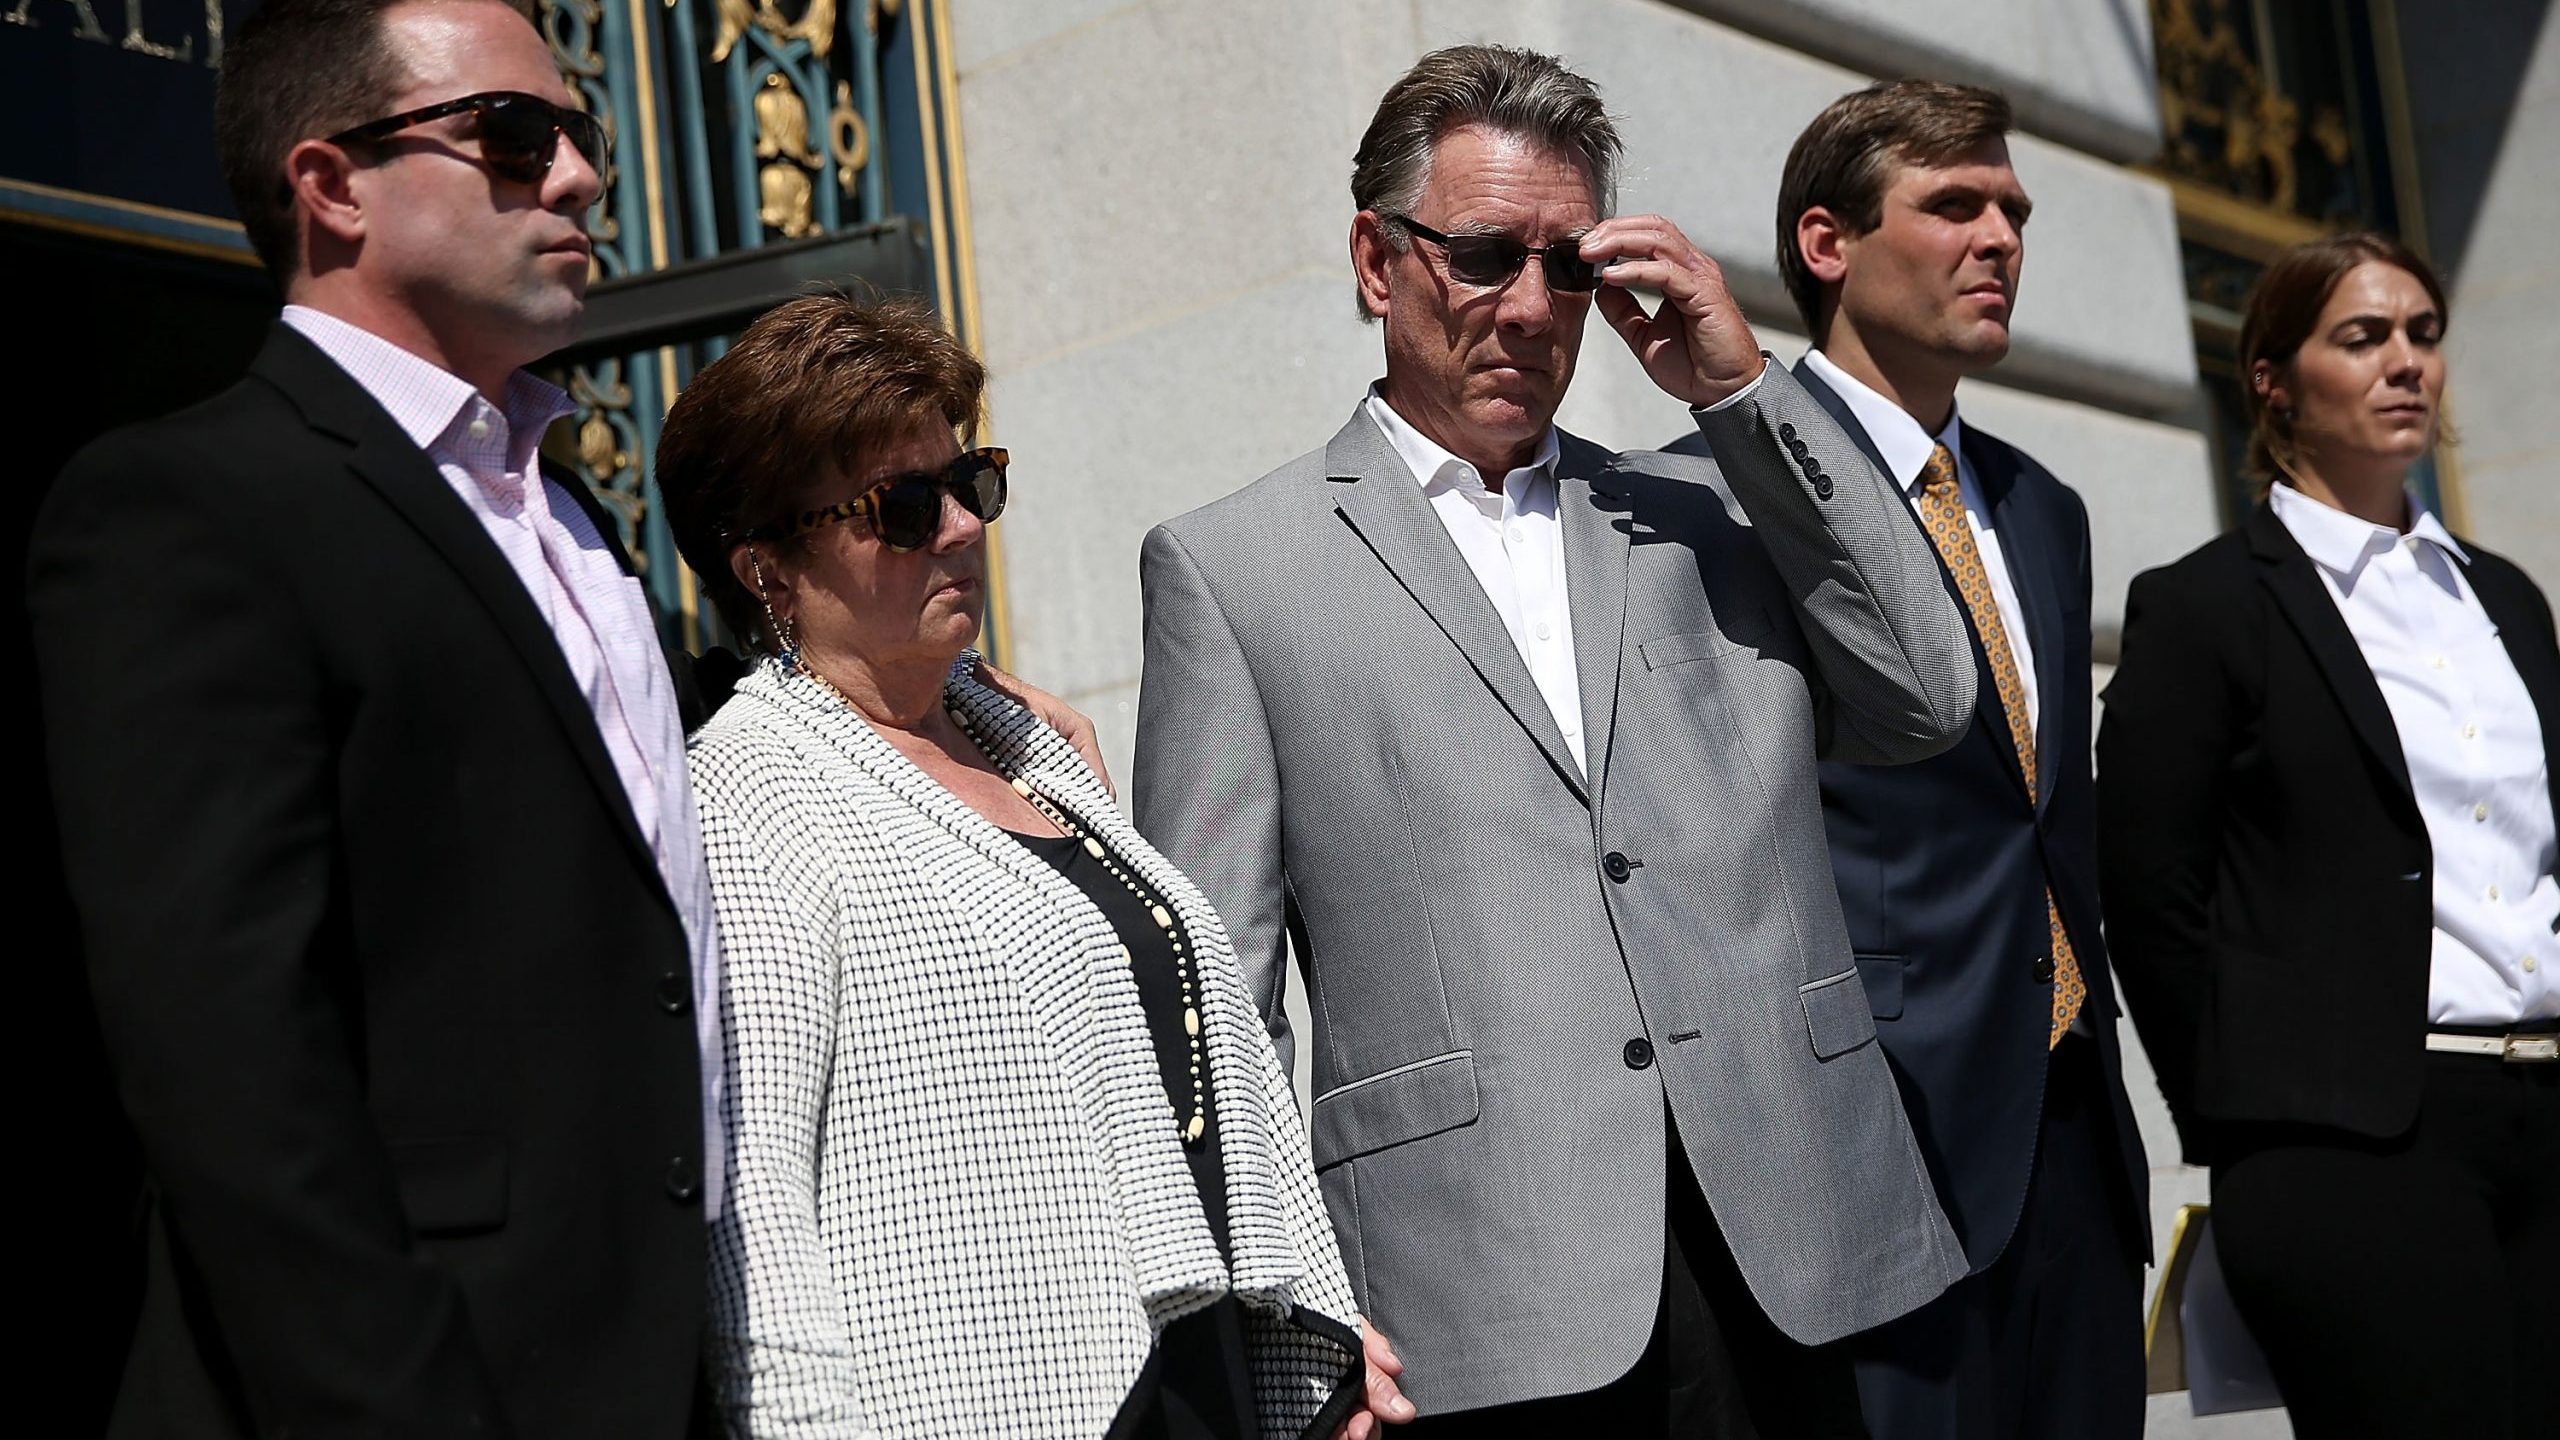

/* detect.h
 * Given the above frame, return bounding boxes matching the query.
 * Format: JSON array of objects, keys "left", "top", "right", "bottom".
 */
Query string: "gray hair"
[{"left": 1350, "top": 45, "right": 1623, "bottom": 318}]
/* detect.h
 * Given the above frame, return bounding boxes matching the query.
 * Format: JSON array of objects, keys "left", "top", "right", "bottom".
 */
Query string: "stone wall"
[
  {"left": 2398, "top": 0, "right": 2557, "bottom": 583},
  {"left": 949, "top": 0, "right": 2221, "bottom": 770}
]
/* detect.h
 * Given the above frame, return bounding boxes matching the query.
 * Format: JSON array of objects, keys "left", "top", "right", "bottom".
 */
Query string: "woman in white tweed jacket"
[{"left": 656, "top": 295, "right": 1399, "bottom": 1440}]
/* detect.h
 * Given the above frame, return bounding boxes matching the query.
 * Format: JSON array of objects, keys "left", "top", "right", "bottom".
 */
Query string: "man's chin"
[
  {"left": 513, "top": 291, "right": 588, "bottom": 357},
  {"left": 1952, "top": 324, "right": 2012, "bottom": 370},
  {"left": 1464, "top": 389, "right": 1560, "bottom": 439}
]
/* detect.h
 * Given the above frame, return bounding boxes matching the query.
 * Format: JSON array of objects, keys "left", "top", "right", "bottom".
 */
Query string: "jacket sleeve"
[
  {"left": 697, "top": 777, "right": 876, "bottom": 1439},
  {"left": 1133, "top": 523, "right": 1298, "bottom": 1071},
  {"left": 1684, "top": 361, "right": 1977, "bottom": 764},
  {"left": 2095, "top": 564, "right": 2235, "bottom": 1160},
  {"left": 29, "top": 436, "right": 509, "bottom": 1434}
]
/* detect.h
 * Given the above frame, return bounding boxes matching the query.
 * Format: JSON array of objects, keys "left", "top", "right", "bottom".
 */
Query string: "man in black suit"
[
  {"left": 1671, "top": 81, "right": 2150, "bottom": 1439},
  {"left": 30, "top": 2, "right": 714, "bottom": 1433}
]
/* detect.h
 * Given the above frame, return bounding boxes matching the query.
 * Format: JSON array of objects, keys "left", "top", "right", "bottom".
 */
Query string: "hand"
[
  {"left": 1580, "top": 214, "right": 1766, "bottom": 408},
  {"left": 1331, "top": 1319, "right": 1415, "bottom": 1439},
  {"left": 972, "top": 657, "right": 1115, "bottom": 795}
]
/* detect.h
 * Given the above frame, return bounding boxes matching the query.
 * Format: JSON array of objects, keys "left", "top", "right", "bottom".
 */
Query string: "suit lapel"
[
  {"left": 544, "top": 455, "right": 644, "bottom": 581},
  {"left": 1323, "top": 410, "right": 1588, "bottom": 804},
  {"left": 1559, "top": 435, "right": 1629, "bottom": 810},
  {"left": 255, "top": 326, "right": 662, "bottom": 872},
  {"left": 1967, "top": 430, "right": 2065, "bottom": 812},
  {"left": 1795, "top": 360, "right": 1893, "bottom": 480},
  {"left": 2466, "top": 555, "right": 2560, "bottom": 841},
  {"left": 540, "top": 456, "right": 720, "bottom": 738},
  {"left": 2245, "top": 504, "right": 2415, "bottom": 800},
  {"left": 1795, "top": 361, "right": 2030, "bottom": 803}
]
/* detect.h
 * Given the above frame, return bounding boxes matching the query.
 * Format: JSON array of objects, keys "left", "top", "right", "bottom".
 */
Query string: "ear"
[
  {"left": 285, "top": 138, "right": 370, "bottom": 252},
  {"left": 728, "top": 542, "right": 790, "bottom": 620},
  {"left": 1351, "top": 211, "right": 1396, "bottom": 320},
  {"left": 1796, "top": 204, "right": 1851, "bottom": 288},
  {"left": 2252, "top": 363, "right": 2290, "bottom": 417}
]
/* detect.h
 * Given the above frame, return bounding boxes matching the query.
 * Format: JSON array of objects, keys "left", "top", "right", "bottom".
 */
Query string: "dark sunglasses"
[
  {"left": 757, "top": 447, "right": 1010, "bottom": 552},
  {"left": 328, "top": 90, "right": 609, "bottom": 187},
  {"left": 1386, "top": 215, "right": 1606, "bottom": 293}
]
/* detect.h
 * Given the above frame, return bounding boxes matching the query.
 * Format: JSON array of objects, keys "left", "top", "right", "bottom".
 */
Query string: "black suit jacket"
[
  {"left": 2098, "top": 501, "right": 2559, "bottom": 1164},
  {"left": 1672, "top": 361, "right": 2149, "bottom": 1271},
  {"left": 29, "top": 324, "right": 708, "bottom": 1439}
]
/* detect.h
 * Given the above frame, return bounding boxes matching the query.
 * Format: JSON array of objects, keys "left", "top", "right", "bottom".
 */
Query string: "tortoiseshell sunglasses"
[{"left": 756, "top": 447, "right": 1009, "bottom": 552}]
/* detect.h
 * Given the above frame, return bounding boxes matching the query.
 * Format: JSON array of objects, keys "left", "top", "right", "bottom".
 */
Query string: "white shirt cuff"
[{"left": 1690, "top": 359, "right": 1771, "bottom": 415}]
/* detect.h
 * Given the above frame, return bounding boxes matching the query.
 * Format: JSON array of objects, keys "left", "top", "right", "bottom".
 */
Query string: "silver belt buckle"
[{"left": 2504, "top": 1033, "right": 2560, "bottom": 1063}]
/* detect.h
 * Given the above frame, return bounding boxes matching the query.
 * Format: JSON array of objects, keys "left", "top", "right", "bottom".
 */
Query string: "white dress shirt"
[
  {"left": 1354, "top": 370, "right": 1770, "bottom": 775},
  {"left": 1362, "top": 387, "right": 1586, "bottom": 772},
  {"left": 2269, "top": 482, "right": 2559, "bottom": 1025},
  {"left": 283, "top": 306, "right": 727, "bottom": 1210},
  {"left": 1804, "top": 348, "right": 2040, "bottom": 736}
]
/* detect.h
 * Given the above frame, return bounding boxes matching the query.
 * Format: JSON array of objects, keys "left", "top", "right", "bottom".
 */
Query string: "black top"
[
  {"left": 1009, "top": 826, "right": 1231, "bottom": 1254},
  {"left": 1008, "top": 827, "right": 1253, "bottom": 1440}
]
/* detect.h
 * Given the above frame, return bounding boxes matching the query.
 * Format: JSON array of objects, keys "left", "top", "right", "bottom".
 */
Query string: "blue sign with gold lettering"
[{"left": 0, "top": 0, "right": 258, "bottom": 259}]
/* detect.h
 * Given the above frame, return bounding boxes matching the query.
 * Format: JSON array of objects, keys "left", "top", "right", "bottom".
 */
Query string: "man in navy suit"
[{"left": 1672, "top": 80, "right": 2150, "bottom": 1439}]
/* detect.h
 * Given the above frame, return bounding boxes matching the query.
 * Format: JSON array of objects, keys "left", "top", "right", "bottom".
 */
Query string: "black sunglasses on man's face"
[
  {"left": 1384, "top": 214, "right": 1607, "bottom": 293},
  {"left": 328, "top": 91, "right": 609, "bottom": 188}
]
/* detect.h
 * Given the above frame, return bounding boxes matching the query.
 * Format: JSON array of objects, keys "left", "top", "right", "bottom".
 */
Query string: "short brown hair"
[
  {"left": 1776, "top": 80, "right": 2013, "bottom": 336},
  {"left": 2238, "top": 231, "right": 2450, "bottom": 491},
  {"left": 656, "top": 291, "right": 987, "bottom": 652},
  {"left": 214, "top": 0, "right": 539, "bottom": 279}
]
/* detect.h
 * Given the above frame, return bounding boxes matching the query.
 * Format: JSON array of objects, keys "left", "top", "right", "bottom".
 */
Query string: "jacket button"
[
  {"left": 1602, "top": 851, "right": 1632, "bottom": 883},
  {"left": 1778, "top": 422, "right": 1797, "bottom": 442},
  {"left": 656, "top": 972, "right": 691, "bottom": 1015},
  {"left": 1813, "top": 473, "right": 1835, "bottom": 501},
  {"left": 2031, "top": 955, "right": 2056, "bottom": 985},
  {"left": 665, "top": 1156, "right": 701, "bottom": 1205},
  {"left": 1623, "top": 1038, "right": 1655, "bottom": 1070},
  {"left": 1786, "top": 436, "right": 1811, "bottom": 459}
]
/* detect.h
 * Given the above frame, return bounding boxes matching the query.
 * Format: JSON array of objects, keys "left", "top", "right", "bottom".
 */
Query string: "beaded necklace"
[{"left": 797, "top": 661, "right": 1209, "bottom": 1148}]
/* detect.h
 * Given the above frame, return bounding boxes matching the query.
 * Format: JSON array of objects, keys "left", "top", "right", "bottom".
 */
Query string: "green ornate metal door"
[{"left": 534, "top": 0, "right": 978, "bottom": 651}]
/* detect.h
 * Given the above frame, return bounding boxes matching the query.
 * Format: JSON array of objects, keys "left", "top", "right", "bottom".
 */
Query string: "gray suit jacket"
[{"left": 1132, "top": 363, "right": 1972, "bottom": 1413}]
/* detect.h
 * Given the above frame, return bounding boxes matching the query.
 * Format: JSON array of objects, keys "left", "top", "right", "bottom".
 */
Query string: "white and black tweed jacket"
[{"left": 695, "top": 656, "right": 1363, "bottom": 1440}]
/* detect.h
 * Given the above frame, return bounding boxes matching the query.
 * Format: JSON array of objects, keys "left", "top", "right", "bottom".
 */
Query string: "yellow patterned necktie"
[{"left": 1912, "top": 444, "right": 2086, "bottom": 1047}]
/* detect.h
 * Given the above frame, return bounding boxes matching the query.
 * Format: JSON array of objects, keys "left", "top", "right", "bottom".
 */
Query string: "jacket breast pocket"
[
  {"left": 1639, "top": 606, "right": 1776, "bottom": 670},
  {"left": 1309, "top": 1049, "right": 1479, "bottom": 1170},
  {"left": 1800, "top": 969, "right": 1879, "bottom": 1060},
  {"left": 390, "top": 1135, "right": 509, "bottom": 1236}
]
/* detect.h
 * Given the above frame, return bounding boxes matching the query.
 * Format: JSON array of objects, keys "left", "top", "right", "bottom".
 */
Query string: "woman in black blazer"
[{"left": 2098, "top": 232, "right": 2556, "bottom": 1440}]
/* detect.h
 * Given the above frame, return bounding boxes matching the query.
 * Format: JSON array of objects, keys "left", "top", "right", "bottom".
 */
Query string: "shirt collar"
[
  {"left": 2269, "top": 480, "right": 2471, "bottom": 586},
  {"left": 1362, "top": 383, "right": 1560, "bottom": 497},
  {"left": 1802, "top": 347, "right": 1961, "bottom": 494},
  {"left": 282, "top": 304, "right": 574, "bottom": 474}
]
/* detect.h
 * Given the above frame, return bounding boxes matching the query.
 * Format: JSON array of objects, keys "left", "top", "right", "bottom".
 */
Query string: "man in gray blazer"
[{"left": 1134, "top": 46, "right": 1972, "bottom": 1436}]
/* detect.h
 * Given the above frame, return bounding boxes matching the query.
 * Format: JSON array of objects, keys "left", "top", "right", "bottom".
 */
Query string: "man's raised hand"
[{"left": 1580, "top": 214, "right": 1767, "bottom": 408}]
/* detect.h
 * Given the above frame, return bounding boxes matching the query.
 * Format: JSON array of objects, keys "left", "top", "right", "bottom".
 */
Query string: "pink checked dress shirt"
[{"left": 283, "top": 306, "right": 724, "bottom": 1215}]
